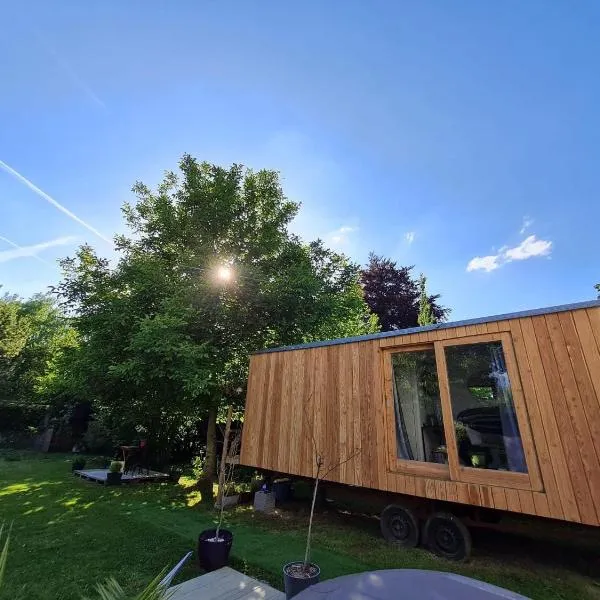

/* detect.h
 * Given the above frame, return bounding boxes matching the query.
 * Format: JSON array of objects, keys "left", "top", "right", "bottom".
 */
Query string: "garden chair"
[{"left": 122, "top": 439, "right": 150, "bottom": 475}]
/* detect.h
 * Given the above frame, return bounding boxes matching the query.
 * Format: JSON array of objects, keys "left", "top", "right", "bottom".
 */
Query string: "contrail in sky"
[
  {"left": 0, "top": 235, "right": 78, "bottom": 265},
  {"left": 0, "top": 159, "right": 112, "bottom": 244},
  {"left": 0, "top": 233, "right": 53, "bottom": 266}
]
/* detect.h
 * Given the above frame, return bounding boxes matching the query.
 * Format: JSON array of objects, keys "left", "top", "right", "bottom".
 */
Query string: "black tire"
[
  {"left": 380, "top": 504, "right": 420, "bottom": 548},
  {"left": 423, "top": 511, "right": 472, "bottom": 561}
]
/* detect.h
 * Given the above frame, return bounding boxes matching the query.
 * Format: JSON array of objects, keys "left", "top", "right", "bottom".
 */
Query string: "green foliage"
[
  {"left": 83, "top": 571, "right": 170, "bottom": 600},
  {"left": 191, "top": 452, "right": 206, "bottom": 479},
  {"left": 54, "top": 155, "right": 378, "bottom": 462},
  {"left": 595, "top": 282, "right": 599, "bottom": 298},
  {"left": 83, "top": 417, "right": 115, "bottom": 454},
  {"left": 109, "top": 461, "right": 124, "bottom": 473},
  {"left": 0, "top": 522, "right": 9, "bottom": 590},
  {"left": 417, "top": 274, "right": 436, "bottom": 326},
  {"left": 454, "top": 421, "right": 468, "bottom": 444},
  {"left": 0, "top": 293, "right": 78, "bottom": 426}
]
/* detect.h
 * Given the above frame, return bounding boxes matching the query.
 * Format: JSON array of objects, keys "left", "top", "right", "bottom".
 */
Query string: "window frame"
[
  {"left": 382, "top": 344, "right": 450, "bottom": 481},
  {"left": 382, "top": 333, "right": 543, "bottom": 492}
]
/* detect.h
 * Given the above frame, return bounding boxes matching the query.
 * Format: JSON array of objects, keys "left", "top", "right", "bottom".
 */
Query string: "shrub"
[
  {"left": 109, "top": 461, "right": 124, "bottom": 473},
  {"left": 191, "top": 452, "right": 206, "bottom": 479}
]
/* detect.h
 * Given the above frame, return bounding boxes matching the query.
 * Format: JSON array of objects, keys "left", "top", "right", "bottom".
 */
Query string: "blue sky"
[{"left": 1, "top": 1, "right": 598, "bottom": 320}]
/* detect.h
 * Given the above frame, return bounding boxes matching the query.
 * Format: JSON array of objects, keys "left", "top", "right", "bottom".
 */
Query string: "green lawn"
[{"left": 1, "top": 453, "right": 598, "bottom": 600}]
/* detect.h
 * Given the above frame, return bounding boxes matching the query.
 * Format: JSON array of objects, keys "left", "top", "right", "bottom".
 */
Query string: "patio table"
[{"left": 294, "top": 569, "right": 529, "bottom": 600}]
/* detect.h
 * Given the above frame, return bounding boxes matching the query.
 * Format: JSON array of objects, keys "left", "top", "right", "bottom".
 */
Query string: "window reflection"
[{"left": 445, "top": 341, "right": 527, "bottom": 472}]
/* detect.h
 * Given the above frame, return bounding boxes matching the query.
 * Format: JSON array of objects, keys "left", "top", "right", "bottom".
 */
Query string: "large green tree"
[
  {"left": 57, "top": 155, "right": 377, "bottom": 476},
  {"left": 0, "top": 293, "right": 78, "bottom": 435}
]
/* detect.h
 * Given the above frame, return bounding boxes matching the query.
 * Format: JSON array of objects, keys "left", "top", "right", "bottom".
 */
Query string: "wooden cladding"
[{"left": 240, "top": 306, "right": 600, "bottom": 526}]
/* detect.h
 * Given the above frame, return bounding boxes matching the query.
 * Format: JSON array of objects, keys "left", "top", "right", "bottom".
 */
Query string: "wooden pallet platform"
[
  {"left": 73, "top": 468, "right": 170, "bottom": 485},
  {"left": 169, "top": 567, "right": 284, "bottom": 600}
]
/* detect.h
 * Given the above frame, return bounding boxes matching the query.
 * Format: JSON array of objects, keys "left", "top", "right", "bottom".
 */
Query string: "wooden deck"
[
  {"left": 73, "top": 468, "right": 170, "bottom": 484},
  {"left": 169, "top": 567, "right": 284, "bottom": 600}
]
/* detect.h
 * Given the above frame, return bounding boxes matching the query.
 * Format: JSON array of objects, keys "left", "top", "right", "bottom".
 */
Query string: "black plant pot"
[
  {"left": 273, "top": 480, "right": 292, "bottom": 504},
  {"left": 198, "top": 529, "right": 233, "bottom": 572},
  {"left": 283, "top": 561, "right": 320, "bottom": 599},
  {"left": 106, "top": 472, "right": 122, "bottom": 485}
]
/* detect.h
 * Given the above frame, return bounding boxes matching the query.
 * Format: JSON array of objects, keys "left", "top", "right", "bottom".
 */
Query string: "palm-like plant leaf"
[
  {"left": 83, "top": 569, "right": 172, "bottom": 600},
  {"left": 0, "top": 522, "right": 10, "bottom": 589}
]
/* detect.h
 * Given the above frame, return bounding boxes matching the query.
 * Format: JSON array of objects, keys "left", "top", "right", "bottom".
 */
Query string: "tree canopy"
[
  {"left": 55, "top": 155, "right": 378, "bottom": 470},
  {"left": 0, "top": 293, "right": 77, "bottom": 408},
  {"left": 417, "top": 274, "right": 436, "bottom": 326},
  {"left": 360, "top": 254, "right": 448, "bottom": 331}
]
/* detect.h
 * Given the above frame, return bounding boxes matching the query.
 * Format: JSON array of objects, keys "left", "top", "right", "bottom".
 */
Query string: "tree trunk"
[{"left": 203, "top": 407, "right": 218, "bottom": 481}]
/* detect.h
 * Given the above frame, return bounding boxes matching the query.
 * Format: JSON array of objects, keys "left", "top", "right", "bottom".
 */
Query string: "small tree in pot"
[
  {"left": 198, "top": 407, "right": 239, "bottom": 572},
  {"left": 283, "top": 407, "right": 360, "bottom": 599}
]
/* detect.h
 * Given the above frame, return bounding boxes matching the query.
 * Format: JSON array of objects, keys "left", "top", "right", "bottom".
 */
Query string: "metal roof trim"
[{"left": 253, "top": 299, "right": 600, "bottom": 355}]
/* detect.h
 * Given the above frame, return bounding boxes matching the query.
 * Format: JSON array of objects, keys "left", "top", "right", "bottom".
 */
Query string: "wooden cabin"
[{"left": 240, "top": 300, "right": 600, "bottom": 557}]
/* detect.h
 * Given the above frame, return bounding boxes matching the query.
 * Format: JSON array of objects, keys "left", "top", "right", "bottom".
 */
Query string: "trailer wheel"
[
  {"left": 380, "top": 504, "right": 420, "bottom": 548},
  {"left": 423, "top": 512, "right": 472, "bottom": 561}
]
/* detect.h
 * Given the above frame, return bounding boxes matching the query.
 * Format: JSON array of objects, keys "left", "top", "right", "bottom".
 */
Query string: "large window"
[
  {"left": 444, "top": 341, "right": 527, "bottom": 473},
  {"left": 391, "top": 349, "right": 446, "bottom": 464}
]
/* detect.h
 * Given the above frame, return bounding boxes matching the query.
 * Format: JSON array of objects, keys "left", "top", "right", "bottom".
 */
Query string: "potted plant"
[
  {"left": 283, "top": 411, "right": 361, "bottom": 599},
  {"left": 198, "top": 407, "right": 236, "bottom": 572},
  {"left": 71, "top": 457, "right": 86, "bottom": 472},
  {"left": 470, "top": 451, "right": 488, "bottom": 469},
  {"left": 106, "top": 461, "right": 123, "bottom": 485}
]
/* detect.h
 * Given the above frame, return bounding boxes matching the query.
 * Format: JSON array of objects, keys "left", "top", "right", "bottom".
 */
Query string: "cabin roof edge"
[{"left": 252, "top": 299, "right": 600, "bottom": 355}]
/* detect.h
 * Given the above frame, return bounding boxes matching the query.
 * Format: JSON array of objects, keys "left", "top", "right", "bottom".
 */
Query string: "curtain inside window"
[
  {"left": 490, "top": 344, "right": 527, "bottom": 473},
  {"left": 393, "top": 372, "right": 415, "bottom": 460}
]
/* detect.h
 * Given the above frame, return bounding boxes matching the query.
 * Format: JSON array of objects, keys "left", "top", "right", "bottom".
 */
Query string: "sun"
[{"left": 215, "top": 265, "right": 233, "bottom": 282}]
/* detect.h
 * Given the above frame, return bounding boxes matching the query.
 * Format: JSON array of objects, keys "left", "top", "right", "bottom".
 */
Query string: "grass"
[{"left": 1, "top": 453, "right": 599, "bottom": 600}]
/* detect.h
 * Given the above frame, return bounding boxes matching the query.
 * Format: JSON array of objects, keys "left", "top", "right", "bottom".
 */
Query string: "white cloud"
[
  {"left": 466, "top": 254, "right": 501, "bottom": 273},
  {"left": 520, "top": 216, "right": 534, "bottom": 235},
  {"left": 504, "top": 235, "right": 552, "bottom": 261},
  {"left": 327, "top": 225, "right": 358, "bottom": 247},
  {"left": 466, "top": 235, "right": 552, "bottom": 273},
  {"left": 405, "top": 231, "right": 415, "bottom": 244},
  {"left": 0, "top": 159, "right": 111, "bottom": 243},
  {"left": 0, "top": 236, "right": 78, "bottom": 264}
]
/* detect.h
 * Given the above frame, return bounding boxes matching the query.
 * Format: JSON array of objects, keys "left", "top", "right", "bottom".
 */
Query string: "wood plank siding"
[{"left": 240, "top": 303, "right": 600, "bottom": 526}]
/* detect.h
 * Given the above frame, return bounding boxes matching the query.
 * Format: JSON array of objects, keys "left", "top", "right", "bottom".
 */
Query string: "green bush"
[
  {"left": 109, "top": 461, "right": 124, "bottom": 473},
  {"left": 191, "top": 452, "right": 206, "bottom": 479}
]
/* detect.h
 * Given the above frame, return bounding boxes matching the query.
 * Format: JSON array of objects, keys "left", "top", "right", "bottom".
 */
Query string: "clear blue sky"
[{"left": 1, "top": 1, "right": 598, "bottom": 320}]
